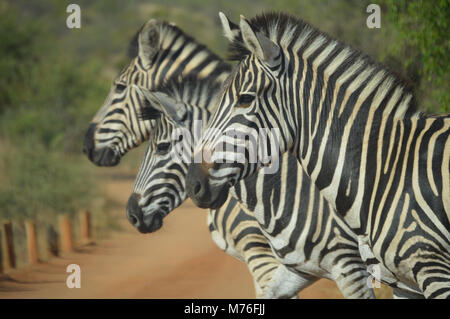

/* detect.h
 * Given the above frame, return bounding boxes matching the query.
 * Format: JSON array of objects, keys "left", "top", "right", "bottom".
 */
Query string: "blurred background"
[{"left": 0, "top": 0, "right": 448, "bottom": 298}]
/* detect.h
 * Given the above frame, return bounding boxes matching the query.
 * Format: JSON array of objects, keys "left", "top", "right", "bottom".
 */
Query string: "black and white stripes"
[
  {"left": 127, "top": 76, "right": 291, "bottom": 297},
  {"left": 131, "top": 76, "right": 379, "bottom": 298},
  {"left": 187, "top": 12, "right": 449, "bottom": 298},
  {"left": 83, "top": 19, "right": 230, "bottom": 166}
]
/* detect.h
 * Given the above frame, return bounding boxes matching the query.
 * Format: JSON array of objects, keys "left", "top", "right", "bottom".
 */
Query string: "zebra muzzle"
[
  {"left": 186, "top": 163, "right": 230, "bottom": 209},
  {"left": 126, "top": 193, "right": 164, "bottom": 233},
  {"left": 83, "top": 123, "right": 121, "bottom": 166}
]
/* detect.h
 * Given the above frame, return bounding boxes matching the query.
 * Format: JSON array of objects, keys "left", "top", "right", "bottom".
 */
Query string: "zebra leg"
[
  {"left": 261, "top": 265, "right": 317, "bottom": 299},
  {"left": 334, "top": 267, "right": 376, "bottom": 299},
  {"left": 252, "top": 277, "right": 265, "bottom": 299}
]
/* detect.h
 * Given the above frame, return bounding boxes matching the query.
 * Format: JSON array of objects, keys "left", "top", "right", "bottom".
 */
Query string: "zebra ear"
[
  {"left": 133, "top": 85, "right": 187, "bottom": 125},
  {"left": 219, "top": 12, "right": 240, "bottom": 42},
  {"left": 239, "top": 15, "right": 280, "bottom": 67},
  {"left": 138, "top": 19, "right": 160, "bottom": 69}
]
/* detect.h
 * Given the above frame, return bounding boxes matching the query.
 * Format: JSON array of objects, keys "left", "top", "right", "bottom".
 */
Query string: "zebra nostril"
[
  {"left": 83, "top": 123, "right": 97, "bottom": 160},
  {"left": 127, "top": 193, "right": 142, "bottom": 228},
  {"left": 129, "top": 214, "right": 138, "bottom": 226},
  {"left": 194, "top": 182, "right": 202, "bottom": 196}
]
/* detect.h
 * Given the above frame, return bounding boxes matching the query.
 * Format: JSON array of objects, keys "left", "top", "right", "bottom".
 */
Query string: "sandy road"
[{"left": 0, "top": 173, "right": 343, "bottom": 299}]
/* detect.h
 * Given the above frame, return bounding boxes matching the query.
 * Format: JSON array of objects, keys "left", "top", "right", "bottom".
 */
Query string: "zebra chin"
[{"left": 186, "top": 163, "right": 230, "bottom": 209}]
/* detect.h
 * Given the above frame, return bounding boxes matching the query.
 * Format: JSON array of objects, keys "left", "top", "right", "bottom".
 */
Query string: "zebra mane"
[
  {"left": 139, "top": 98, "right": 161, "bottom": 121},
  {"left": 154, "top": 74, "right": 222, "bottom": 103},
  {"left": 128, "top": 20, "right": 231, "bottom": 74},
  {"left": 226, "top": 12, "right": 316, "bottom": 61},
  {"left": 227, "top": 12, "right": 418, "bottom": 114},
  {"left": 128, "top": 30, "right": 140, "bottom": 59},
  {"left": 139, "top": 74, "right": 222, "bottom": 121}
]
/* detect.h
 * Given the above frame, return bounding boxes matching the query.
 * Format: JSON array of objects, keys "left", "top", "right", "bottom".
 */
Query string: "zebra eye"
[
  {"left": 156, "top": 142, "right": 171, "bottom": 154},
  {"left": 236, "top": 93, "right": 255, "bottom": 108},
  {"left": 115, "top": 84, "right": 126, "bottom": 93}
]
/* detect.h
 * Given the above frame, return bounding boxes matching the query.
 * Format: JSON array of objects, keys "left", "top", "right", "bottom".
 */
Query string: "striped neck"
[
  {"left": 262, "top": 20, "right": 419, "bottom": 230},
  {"left": 146, "top": 22, "right": 231, "bottom": 86}
]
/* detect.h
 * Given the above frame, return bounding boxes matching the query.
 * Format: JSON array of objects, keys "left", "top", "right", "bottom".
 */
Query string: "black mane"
[
  {"left": 127, "top": 30, "right": 140, "bottom": 59},
  {"left": 128, "top": 20, "right": 231, "bottom": 78},
  {"left": 139, "top": 74, "right": 223, "bottom": 121},
  {"left": 226, "top": 12, "right": 312, "bottom": 61},
  {"left": 226, "top": 11, "right": 417, "bottom": 108},
  {"left": 154, "top": 74, "right": 222, "bottom": 101}
]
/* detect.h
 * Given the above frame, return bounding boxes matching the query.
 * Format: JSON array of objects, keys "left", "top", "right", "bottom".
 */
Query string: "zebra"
[
  {"left": 81, "top": 21, "right": 296, "bottom": 298},
  {"left": 186, "top": 12, "right": 450, "bottom": 298},
  {"left": 128, "top": 76, "right": 299, "bottom": 298},
  {"left": 82, "top": 18, "right": 230, "bottom": 166},
  {"left": 131, "top": 76, "right": 381, "bottom": 299}
]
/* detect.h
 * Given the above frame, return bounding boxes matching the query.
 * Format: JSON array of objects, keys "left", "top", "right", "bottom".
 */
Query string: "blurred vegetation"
[
  {"left": 0, "top": 0, "right": 447, "bottom": 268},
  {"left": 0, "top": 3, "right": 106, "bottom": 223},
  {"left": 0, "top": 1, "right": 114, "bottom": 264},
  {"left": 380, "top": 0, "right": 449, "bottom": 112}
]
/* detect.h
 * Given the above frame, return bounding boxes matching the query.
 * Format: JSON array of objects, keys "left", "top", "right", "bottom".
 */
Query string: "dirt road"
[{"left": 0, "top": 173, "right": 344, "bottom": 299}]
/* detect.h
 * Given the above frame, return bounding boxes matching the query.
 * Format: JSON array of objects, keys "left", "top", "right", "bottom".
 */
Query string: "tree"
[{"left": 382, "top": 0, "right": 449, "bottom": 112}]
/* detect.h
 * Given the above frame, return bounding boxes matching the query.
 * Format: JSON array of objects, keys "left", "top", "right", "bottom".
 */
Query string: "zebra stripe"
[
  {"left": 189, "top": 12, "right": 449, "bottom": 298},
  {"left": 83, "top": 21, "right": 284, "bottom": 296},
  {"left": 83, "top": 19, "right": 230, "bottom": 166},
  {"left": 130, "top": 77, "right": 292, "bottom": 297},
  {"left": 133, "top": 76, "right": 381, "bottom": 298}
]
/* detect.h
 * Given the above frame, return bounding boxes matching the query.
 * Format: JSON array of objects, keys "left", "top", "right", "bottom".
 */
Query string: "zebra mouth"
[
  {"left": 127, "top": 193, "right": 170, "bottom": 234},
  {"left": 139, "top": 211, "right": 164, "bottom": 233},
  {"left": 186, "top": 163, "right": 231, "bottom": 209},
  {"left": 189, "top": 182, "right": 230, "bottom": 209},
  {"left": 83, "top": 123, "right": 121, "bottom": 166},
  {"left": 96, "top": 147, "right": 121, "bottom": 166},
  {"left": 86, "top": 146, "right": 120, "bottom": 167}
]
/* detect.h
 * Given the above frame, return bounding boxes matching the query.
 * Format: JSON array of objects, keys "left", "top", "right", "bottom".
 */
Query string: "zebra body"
[
  {"left": 133, "top": 77, "right": 377, "bottom": 298},
  {"left": 233, "top": 152, "right": 423, "bottom": 297},
  {"left": 207, "top": 196, "right": 293, "bottom": 297},
  {"left": 187, "top": 12, "right": 449, "bottom": 298}
]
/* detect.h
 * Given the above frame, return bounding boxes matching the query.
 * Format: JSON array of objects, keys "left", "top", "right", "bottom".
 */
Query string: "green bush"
[
  {"left": 0, "top": 3, "right": 107, "bottom": 225},
  {"left": 0, "top": 5, "right": 41, "bottom": 113},
  {"left": 0, "top": 139, "right": 97, "bottom": 221},
  {"left": 381, "top": 0, "right": 449, "bottom": 113}
]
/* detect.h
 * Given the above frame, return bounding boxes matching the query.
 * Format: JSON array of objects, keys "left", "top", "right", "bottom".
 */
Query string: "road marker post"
[
  {"left": 59, "top": 215, "right": 74, "bottom": 253},
  {"left": 25, "top": 220, "right": 39, "bottom": 265},
  {"left": 1, "top": 220, "right": 16, "bottom": 270}
]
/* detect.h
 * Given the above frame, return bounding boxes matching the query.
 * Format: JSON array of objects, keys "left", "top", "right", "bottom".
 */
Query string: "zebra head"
[
  {"left": 83, "top": 19, "right": 161, "bottom": 166},
  {"left": 187, "top": 13, "right": 291, "bottom": 208},
  {"left": 83, "top": 19, "right": 230, "bottom": 166},
  {"left": 126, "top": 77, "right": 221, "bottom": 233}
]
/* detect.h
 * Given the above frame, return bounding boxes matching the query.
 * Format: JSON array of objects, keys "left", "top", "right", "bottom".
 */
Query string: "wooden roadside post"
[
  {"left": 47, "top": 225, "right": 59, "bottom": 257},
  {"left": 59, "top": 215, "right": 74, "bottom": 253},
  {"left": 25, "top": 220, "right": 39, "bottom": 265},
  {"left": 1, "top": 220, "right": 16, "bottom": 270},
  {"left": 0, "top": 233, "right": 3, "bottom": 274},
  {"left": 79, "top": 210, "right": 93, "bottom": 244}
]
